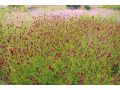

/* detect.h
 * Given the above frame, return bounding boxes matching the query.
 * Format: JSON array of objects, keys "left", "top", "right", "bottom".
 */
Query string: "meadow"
[{"left": 0, "top": 6, "right": 120, "bottom": 85}]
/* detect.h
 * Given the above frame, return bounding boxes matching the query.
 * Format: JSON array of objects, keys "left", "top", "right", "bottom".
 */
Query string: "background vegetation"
[{"left": 101, "top": 5, "right": 120, "bottom": 10}]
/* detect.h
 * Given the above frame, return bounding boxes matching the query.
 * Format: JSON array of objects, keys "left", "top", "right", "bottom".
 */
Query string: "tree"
[{"left": 66, "top": 5, "right": 81, "bottom": 9}]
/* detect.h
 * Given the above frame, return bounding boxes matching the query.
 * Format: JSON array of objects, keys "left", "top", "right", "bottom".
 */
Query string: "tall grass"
[
  {"left": 0, "top": 8, "right": 5, "bottom": 20},
  {"left": 0, "top": 12, "right": 120, "bottom": 85}
]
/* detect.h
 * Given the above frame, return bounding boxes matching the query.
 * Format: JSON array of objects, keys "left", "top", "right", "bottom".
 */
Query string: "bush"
[
  {"left": 66, "top": 5, "right": 81, "bottom": 9},
  {"left": 85, "top": 5, "right": 91, "bottom": 10},
  {"left": 101, "top": 5, "right": 120, "bottom": 10},
  {"left": 6, "top": 5, "right": 27, "bottom": 13}
]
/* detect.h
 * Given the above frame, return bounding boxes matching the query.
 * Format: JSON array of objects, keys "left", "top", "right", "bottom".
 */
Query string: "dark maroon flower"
[
  {"left": 48, "top": 65, "right": 54, "bottom": 71},
  {"left": 107, "top": 52, "right": 112, "bottom": 58}
]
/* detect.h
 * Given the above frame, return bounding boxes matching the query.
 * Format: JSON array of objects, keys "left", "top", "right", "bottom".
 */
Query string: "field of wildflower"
[{"left": 0, "top": 5, "right": 120, "bottom": 85}]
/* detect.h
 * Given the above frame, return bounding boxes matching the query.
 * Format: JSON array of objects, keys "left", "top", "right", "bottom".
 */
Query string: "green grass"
[
  {"left": 0, "top": 13, "right": 120, "bottom": 85},
  {"left": 28, "top": 5, "right": 66, "bottom": 11},
  {"left": 0, "top": 8, "right": 5, "bottom": 20}
]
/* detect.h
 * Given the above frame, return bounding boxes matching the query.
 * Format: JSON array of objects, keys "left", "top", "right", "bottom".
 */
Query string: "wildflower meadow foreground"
[{"left": 0, "top": 6, "right": 120, "bottom": 85}]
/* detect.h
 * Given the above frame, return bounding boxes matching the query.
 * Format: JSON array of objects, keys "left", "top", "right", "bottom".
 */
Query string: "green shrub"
[
  {"left": 6, "top": 5, "right": 27, "bottom": 12},
  {"left": 85, "top": 5, "right": 91, "bottom": 10},
  {"left": 66, "top": 5, "right": 81, "bottom": 9},
  {"left": 101, "top": 5, "right": 120, "bottom": 10}
]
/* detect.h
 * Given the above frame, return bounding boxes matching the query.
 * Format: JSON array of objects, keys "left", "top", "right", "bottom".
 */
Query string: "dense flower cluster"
[
  {"left": 0, "top": 9, "right": 120, "bottom": 85},
  {"left": 3, "top": 9, "right": 120, "bottom": 28}
]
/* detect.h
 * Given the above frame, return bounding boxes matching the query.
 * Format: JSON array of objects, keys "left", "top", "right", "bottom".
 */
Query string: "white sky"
[{"left": 0, "top": 0, "right": 120, "bottom": 5}]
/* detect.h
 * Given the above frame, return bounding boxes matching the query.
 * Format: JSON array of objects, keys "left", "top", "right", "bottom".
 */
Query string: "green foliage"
[
  {"left": 85, "top": 5, "right": 91, "bottom": 10},
  {"left": 0, "top": 80, "right": 5, "bottom": 85},
  {"left": 6, "top": 5, "right": 27, "bottom": 12},
  {"left": 0, "top": 8, "right": 5, "bottom": 20},
  {"left": 101, "top": 5, "right": 120, "bottom": 10},
  {"left": 0, "top": 12, "right": 120, "bottom": 85},
  {"left": 66, "top": 5, "right": 81, "bottom": 9}
]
